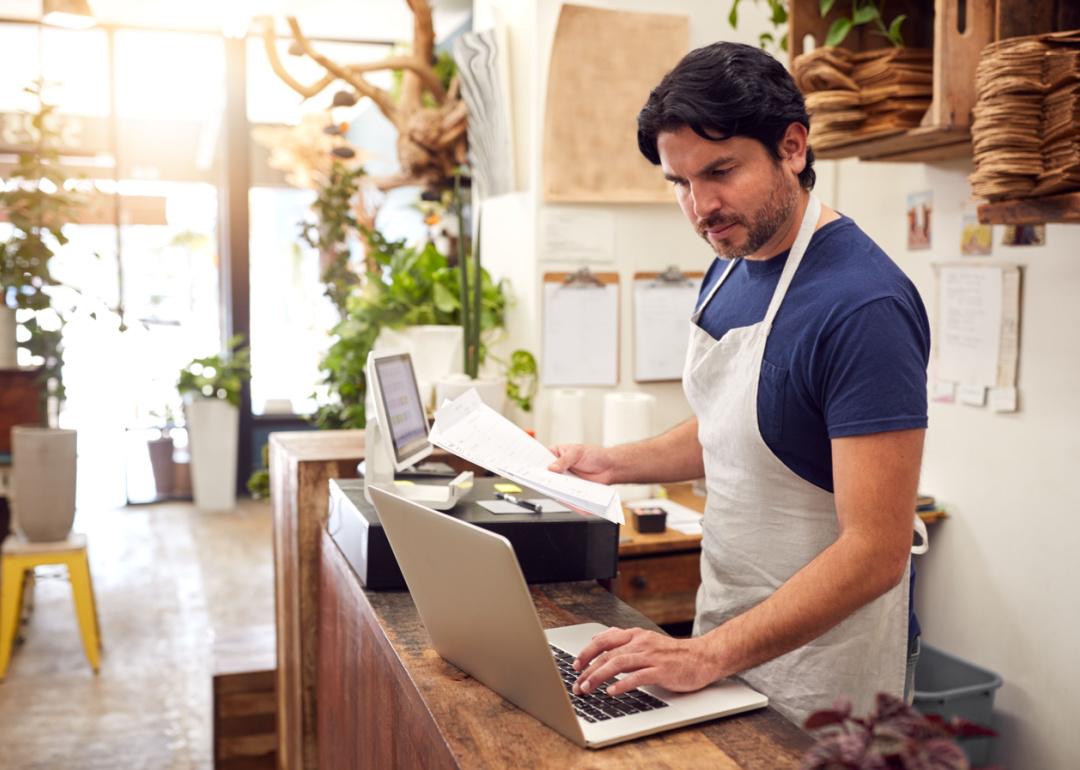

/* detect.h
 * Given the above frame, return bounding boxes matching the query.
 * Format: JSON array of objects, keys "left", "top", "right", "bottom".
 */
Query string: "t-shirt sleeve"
[{"left": 817, "top": 295, "right": 930, "bottom": 438}]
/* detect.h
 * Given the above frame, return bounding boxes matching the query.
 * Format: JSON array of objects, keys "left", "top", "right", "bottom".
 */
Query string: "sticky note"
[
  {"left": 393, "top": 480, "right": 415, "bottom": 487},
  {"left": 494, "top": 483, "right": 523, "bottom": 493},
  {"left": 988, "top": 386, "right": 1018, "bottom": 413},
  {"left": 957, "top": 384, "right": 986, "bottom": 407}
]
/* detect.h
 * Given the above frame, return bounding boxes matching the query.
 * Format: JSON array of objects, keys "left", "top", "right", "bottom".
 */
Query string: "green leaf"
[
  {"left": 769, "top": 0, "right": 787, "bottom": 25},
  {"left": 819, "top": 0, "right": 837, "bottom": 16},
  {"left": 780, "top": 31, "right": 789, "bottom": 52},
  {"left": 728, "top": 0, "right": 739, "bottom": 29},
  {"left": 825, "top": 17, "right": 853, "bottom": 47},
  {"left": 759, "top": 31, "right": 774, "bottom": 48},
  {"left": 887, "top": 14, "right": 907, "bottom": 47},
  {"left": 853, "top": 4, "right": 879, "bottom": 25},
  {"left": 433, "top": 281, "right": 458, "bottom": 314}
]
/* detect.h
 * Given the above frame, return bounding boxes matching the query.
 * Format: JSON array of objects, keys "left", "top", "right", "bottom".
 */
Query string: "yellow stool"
[{"left": 0, "top": 533, "right": 102, "bottom": 680}]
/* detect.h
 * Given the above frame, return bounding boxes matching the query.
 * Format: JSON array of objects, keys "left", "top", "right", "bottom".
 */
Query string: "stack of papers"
[{"left": 429, "top": 389, "right": 624, "bottom": 525}]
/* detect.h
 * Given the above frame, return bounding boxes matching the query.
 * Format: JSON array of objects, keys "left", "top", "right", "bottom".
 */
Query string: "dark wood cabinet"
[{"left": 0, "top": 366, "right": 46, "bottom": 455}]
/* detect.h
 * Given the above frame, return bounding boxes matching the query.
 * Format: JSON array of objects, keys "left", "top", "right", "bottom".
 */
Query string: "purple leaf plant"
[{"left": 800, "top": 693, "right": 996, "bottom": 770}]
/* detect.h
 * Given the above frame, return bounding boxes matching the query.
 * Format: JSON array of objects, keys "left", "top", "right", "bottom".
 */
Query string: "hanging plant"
[
  {"left": 821, "top": 0, "right": 907, "bottom": 48},
  {"left": 726, "top": 0, "right": 790, "bottom": 52}
]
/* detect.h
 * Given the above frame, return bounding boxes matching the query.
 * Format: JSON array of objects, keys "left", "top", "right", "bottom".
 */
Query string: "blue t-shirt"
[{"left": 695, "top": 215, "right": 929, "bottom": 640}]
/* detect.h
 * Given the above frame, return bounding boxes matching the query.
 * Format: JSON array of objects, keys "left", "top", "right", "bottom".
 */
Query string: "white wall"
[
  {"left": 475, "top": 2, "right": 1080, "bottom": 766},
  {"left": 833, "top": 157, "right": 1080, "bottom": 770},
  {"left": 477, "top": 0, "right": 778, "bottom": 441}
]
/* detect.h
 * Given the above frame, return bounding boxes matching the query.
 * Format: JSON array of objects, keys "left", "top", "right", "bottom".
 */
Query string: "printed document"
[{"left": 430, "top": 389, "right": 624, "bottom": 524}]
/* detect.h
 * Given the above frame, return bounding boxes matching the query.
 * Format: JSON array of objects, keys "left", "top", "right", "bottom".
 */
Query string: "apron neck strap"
[{"left": 763, "top": 194, "right": 821, "bottom": 328}]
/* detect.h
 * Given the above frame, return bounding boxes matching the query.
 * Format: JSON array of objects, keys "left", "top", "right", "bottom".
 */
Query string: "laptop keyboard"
[{"left": 549, "top": 644, "right": 669, "bottom": 723}]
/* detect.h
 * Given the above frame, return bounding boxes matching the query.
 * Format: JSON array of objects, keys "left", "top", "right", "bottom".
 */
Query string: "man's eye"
[{"left": 711, "top": 168, "right": 731, "bottom": 177}]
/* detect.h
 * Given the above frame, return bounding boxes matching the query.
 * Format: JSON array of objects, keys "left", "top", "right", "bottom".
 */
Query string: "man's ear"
[{"left": 778, "top": 122, "right": 809, "bottom": 177}]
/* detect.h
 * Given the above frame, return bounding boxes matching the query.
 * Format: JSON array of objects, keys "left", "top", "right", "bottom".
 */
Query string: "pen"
[{"left": 495, "top": 492, "right": 543, "bottom": 513}]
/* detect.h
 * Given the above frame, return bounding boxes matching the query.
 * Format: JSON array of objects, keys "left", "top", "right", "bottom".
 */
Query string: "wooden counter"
[
  {"left": 268, "top": 430, "right": 364, "bottom": 770},
  {"left": 316, "top": 528, "right": 812, "bottom": 769},
  {"left": 270, "top": 430, "right": 947, "bottom": 768}
]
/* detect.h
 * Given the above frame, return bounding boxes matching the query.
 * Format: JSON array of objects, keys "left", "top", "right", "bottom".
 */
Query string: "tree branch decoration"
[{"left": 260, "top": 0, "right": 468, "bottom": 193}]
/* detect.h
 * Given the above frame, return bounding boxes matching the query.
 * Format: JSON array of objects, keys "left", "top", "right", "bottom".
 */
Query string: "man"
[{"left": 549, "top": 42, "right": 929, "bottom": 726}]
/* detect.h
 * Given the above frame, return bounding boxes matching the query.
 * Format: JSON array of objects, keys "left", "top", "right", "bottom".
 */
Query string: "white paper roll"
[
  {"left": 549, "top": 388, "right": 587, "bottom": 445},
  {"left": 602, "top": 391, "right": 657, "bottom": 502},
  {"left": 602, "top": 391, "right": 655, "bottom": 448}
]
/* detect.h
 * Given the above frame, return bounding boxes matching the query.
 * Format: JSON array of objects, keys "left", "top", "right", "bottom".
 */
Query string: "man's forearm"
[
  {"left": 701, "top": 529, "right": 909, "bottom": 679},
  {"left": 607, "top": 418, "right": 705, "bottom": 484}
]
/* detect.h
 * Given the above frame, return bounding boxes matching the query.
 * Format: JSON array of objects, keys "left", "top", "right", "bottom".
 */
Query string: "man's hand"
[
  {"left": 571, "top": 627, "right": 722, "bottom": 697},
  {"left": 547, "top": 444, "right": 618, "bottom": 485}
]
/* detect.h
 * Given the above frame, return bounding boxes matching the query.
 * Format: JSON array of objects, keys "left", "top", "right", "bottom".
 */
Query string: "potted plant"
[
  {"left": 431, "top": 172, "right": 539, "bottom": 417},
  {"left": 146, "top": 404, "right": 179, "bottom": 500},
  {"left": 177, "top": 336, "right": 250, "bottom": 511},
  {"left": 1, "top": 81, "right": 85, "bottom": 543},
  {"left": 313, "top": 223, "right": 522, "bottom": 429},
  {"left": 800, "top": 692, "right": 995, "bottom": 770}
]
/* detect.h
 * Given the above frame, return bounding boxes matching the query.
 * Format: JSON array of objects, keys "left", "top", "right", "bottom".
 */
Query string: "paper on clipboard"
[
  {"left": 541, "top": 276, "right": 619, "bottom": 386},
  {"left": 934, "top": 264, "right": 1022, "bottom": 392},
  {"left": 429, "top": 389, "right": 624, "bottom": 524},
  {"left": 633, "top": 274, "right": 702, "bottom": 381}
]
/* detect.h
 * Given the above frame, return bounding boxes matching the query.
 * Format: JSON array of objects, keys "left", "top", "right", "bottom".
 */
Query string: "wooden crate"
[
  {"left": 790, "top": 0, "right": 994, "bottom": 162},
  {"left": 213, "top": 625, "right": 277, "bottom": 770}
]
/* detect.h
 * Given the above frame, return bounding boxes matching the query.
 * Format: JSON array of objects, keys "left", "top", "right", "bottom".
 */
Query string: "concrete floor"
[{"left": 0, "top": 499, "right": 274, "bottom": 770}]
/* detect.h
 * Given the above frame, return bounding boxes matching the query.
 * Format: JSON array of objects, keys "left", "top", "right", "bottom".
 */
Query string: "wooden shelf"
[
  {"left": 790, "top": 0, "right": 992, "bottom": 164},
  {"left": 977, "top": 190, "right": 1080, "bottom": 224},
  {"left": 918, "top": 509, "right": 948, "bottom": 525},
  {"left": 814, "top": 126, "right": 970, "bottom": 163}
]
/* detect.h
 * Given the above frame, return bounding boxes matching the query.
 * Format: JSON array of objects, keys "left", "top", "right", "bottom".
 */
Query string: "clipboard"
[
  {"left": 541, "top": 269, "right": 620, "bottom": 386},
  {"left": 633, "top": 267, "right": 704, "bottom": 382}
]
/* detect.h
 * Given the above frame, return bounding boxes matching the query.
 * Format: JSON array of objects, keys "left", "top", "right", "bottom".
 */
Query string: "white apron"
[{"left": 683, "top": 195, "right": 909, "bottom": 726}]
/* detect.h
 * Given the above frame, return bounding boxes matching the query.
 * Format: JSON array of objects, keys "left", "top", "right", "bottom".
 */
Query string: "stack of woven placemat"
[
  {"left": 794, "top": 45, "right": 932, "bottom": 150},
  {"left": 970, "top": 30, "right": 1080, "bottom": 201}
]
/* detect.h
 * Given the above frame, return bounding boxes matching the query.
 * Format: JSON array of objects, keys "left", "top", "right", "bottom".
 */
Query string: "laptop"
[{"left": 368, "top": 485, "right": 768, "bottom": 749}]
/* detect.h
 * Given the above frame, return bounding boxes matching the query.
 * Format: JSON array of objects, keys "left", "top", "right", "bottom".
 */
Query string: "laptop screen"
[{"left": 372, "top": 353, "right": 430, "bottom": 465}]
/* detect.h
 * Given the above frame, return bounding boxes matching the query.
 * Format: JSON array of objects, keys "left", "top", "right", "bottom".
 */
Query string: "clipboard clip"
[
  {"left": 561, "top": 267, "right": 605, "bottom": 288},
  {"left": 650, "top": 265, "right": 693, "bottom": 287}
]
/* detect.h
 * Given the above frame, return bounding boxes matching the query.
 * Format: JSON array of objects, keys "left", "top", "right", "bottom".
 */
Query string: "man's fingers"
[
  {"left": 606, "top": 668, "right": 659, "bottom": 697},
  {"left": 547, "top": 445, "right": 575, "bottom": 472},
  {"left": 572, "top": 627, "right": 631, "bottom": 671},
  {"left": 574, "top": 652, "right": 649, "bottom": 695},
  {"left": 548, "top": 455, "right": 570, "bottom": 472}
]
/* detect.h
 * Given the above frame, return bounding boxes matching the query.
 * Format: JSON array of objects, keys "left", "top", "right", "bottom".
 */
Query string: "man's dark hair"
[{"left": 637, "top": 42, "right": 816, "bottom": 190}]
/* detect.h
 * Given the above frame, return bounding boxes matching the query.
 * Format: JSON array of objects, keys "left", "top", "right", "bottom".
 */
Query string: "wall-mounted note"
[{"left": 541, "top": 272, "right": 619, "bottom": 386}]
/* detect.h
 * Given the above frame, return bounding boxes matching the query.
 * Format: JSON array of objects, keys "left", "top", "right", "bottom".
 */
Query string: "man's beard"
[{"left": 697, "top": 176, "right": 798, "bottom": 259}]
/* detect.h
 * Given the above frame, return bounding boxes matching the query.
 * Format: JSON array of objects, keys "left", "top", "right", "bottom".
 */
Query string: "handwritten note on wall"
[{"left": 937, "top": 266, "right": 1003, "bottom": 388}]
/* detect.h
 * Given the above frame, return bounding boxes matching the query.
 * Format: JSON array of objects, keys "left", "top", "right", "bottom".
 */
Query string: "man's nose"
[{"left": 689, "top": 183, "right": 722, "bottom": 221}]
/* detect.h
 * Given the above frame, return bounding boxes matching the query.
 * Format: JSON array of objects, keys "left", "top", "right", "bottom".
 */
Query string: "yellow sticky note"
[
  {"left": 393, "top": 480, "right": 415, "bottom": 487},
  {"left": 494, "top": 483, "right": 522, "bottom": 493}
]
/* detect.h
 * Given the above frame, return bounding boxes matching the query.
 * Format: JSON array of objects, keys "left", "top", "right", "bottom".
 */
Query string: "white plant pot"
[
  {"left": 0, "top": 305, "right": 17, "bottom": 368},
  {"left": 374, "top": 325, "right": 464, "bottom": 409},
  {"left": 185, "top": 398, "right": 239, "bottom": 512},
  {"left": 435, "top": 373, "right": 507, "bottom": 415},
  {"left": 11, "top": 427, "right": 77, "bottom": 542}
]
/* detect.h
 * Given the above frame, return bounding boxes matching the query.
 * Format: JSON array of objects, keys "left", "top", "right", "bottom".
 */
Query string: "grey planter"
[{"left": 11, "top": 426, "right": 77, "bottom": 542}]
